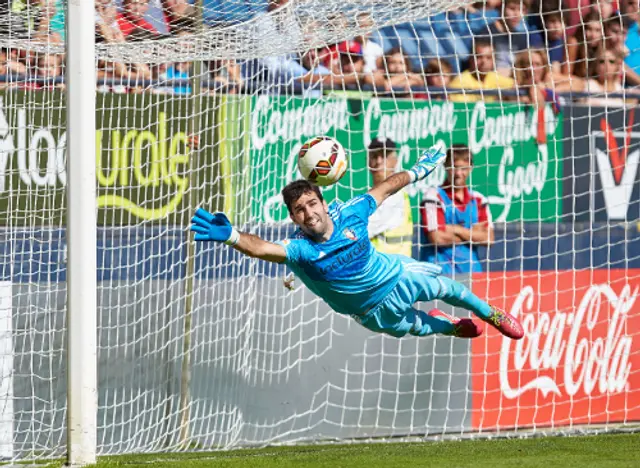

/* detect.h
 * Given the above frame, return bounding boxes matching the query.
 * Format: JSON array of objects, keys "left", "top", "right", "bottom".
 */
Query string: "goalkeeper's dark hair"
[{"left": 282, "top": 180, "right": 324, "bottom": 213}]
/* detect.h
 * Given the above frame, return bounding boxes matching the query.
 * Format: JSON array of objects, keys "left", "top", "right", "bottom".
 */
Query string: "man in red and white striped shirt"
[{"left": 419, "top": 145, "right": 494, "bottom": 274}]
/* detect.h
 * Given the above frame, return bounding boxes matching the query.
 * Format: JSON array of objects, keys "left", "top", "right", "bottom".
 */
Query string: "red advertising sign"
[{"left": 472, "top": 270, "right": 640, "bottom": 430}]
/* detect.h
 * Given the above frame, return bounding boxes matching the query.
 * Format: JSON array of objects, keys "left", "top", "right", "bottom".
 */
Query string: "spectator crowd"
[{"left": 1, "top": 0, "right": 640, "bottom": 105}]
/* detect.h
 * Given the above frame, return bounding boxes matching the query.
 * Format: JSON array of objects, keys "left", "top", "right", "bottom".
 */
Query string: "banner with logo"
[
  {"left": 471, "top": 270, "right": 640, "bottom": 430},
  {"left": 0, "top": 91, "right": 562, "bottom": 226},
  {"left": 0, "top": 91, "right": 219, "bottom": 226},
  {"left": 247, "top": 96, "right": 563, "bottom": 224},
  {"left": 562, "top": 106, "right": 640, "bottom": 222}
]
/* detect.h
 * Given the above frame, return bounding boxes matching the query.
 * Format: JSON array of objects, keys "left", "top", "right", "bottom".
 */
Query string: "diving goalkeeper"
[{"left": 190, "top": 146, "right": 523, "bottom": 340}]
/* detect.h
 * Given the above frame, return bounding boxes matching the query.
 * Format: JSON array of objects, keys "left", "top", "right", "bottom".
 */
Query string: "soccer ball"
[{"left": 297, "top": 136, "right": 348, "bottom": 187}]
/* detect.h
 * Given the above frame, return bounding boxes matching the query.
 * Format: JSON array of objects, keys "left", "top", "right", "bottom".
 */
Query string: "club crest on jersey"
[{"left": 343, "top": 228, "right": 357, "bottom": 241}]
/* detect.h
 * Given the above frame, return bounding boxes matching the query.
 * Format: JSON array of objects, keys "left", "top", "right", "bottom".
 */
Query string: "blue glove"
[
  {"left": 408, "top": 145, "right": 446, "bottom": 183},
  {"left": 190, "top": 208, "right": 239, "bottom": 245}
]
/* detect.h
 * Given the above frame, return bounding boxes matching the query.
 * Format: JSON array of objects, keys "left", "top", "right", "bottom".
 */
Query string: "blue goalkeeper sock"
[{"left": 435, "top": 276, "right": 492, "bottom": 321}]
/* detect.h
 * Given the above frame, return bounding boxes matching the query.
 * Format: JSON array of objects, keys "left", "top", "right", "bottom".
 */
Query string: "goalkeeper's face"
[{"left": 289, "top": 191, "right": 331, "bottom": 239}]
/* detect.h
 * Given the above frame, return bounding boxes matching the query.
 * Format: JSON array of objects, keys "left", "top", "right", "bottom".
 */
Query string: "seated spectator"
[
  {"left": 162, "top": 0, "right": 195, "bottom": 34},
  {"left": 449, "top": 39, "right": 515, "bottom": 102},
  {"left": 603, "top": 13, "right": 640, "bottom": 86},
  {"left": 564, "top": 12, "right": 603, "bottom": 78},
  {"left": 208, "top": 59, "right": 243, "bottom": 93},
  {"left": 479, "top": 0, "right": 543, "bottom": 76},
  {"left": 624, "top": 0, "right": 640, "bottom": 78},
  {"left": 377, "top": 47, "right": 424, "bottom": 94},
  {"left": 117, "top": 0, "right": 158, "bottom": 38},
  {"left": 96, "top": 0, "right": 126, "bottom": 43},
  {"left": 539, "top": 9, "right": 566, "bottom": 74},
  {"left": 355, "top": 12, "right": 384, "bottom": 73},
  {"left": 514, "top": 49, "right": 552, "bottom": 106},
  {"left": 163, "top": 61, "right": 191, "bottom": 94},
  {"left": 97, "top": 60, "right": 129, "bottom": 93},
  {"left": 22, "top": 53, "right": 65, "bottom": 90},
  {"left": 418, "top": 58, "right": 453, "bottom": 100},
  {"left": 420, "top": 144, "right": 494, "bottom": 275},
  {"left": 605, "top": 13, "right": 628, "bottom": 58},
  {"left": 553, "top": 0, "right": 591, "bottom": 37},
  {"left": 581, "top": 47, "right": 635, "bottom": 107},
  {"left": 0, "top": 48, "right": 27, "bottom": 76},
  {"left": 299, "top": 41, "right": 377, "bottom": 92}
]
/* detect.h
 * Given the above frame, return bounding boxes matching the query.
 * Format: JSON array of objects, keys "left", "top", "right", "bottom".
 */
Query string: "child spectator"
[{"left": 420, "top": 144, "right": 494, "bottom": 275}]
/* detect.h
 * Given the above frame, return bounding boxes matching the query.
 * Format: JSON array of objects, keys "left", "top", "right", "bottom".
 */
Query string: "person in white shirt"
[{"left": 367, "top": 138, "right": 414, "bottom": 257}]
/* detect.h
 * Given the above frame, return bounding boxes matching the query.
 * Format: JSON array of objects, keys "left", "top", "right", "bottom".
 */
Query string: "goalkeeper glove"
[
  {"left": 190, "top": 208, "right": 240, "bottom": 245},
  {"left": 408, "top": 145, "right": 446, "bottom": 183}
]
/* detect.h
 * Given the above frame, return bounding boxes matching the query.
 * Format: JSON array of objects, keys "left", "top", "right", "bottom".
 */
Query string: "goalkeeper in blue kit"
[{"left": 190, "top": 146, "right": 524, "bottom": 340}]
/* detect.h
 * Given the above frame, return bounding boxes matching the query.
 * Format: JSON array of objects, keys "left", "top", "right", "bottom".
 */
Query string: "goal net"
[{"left": 0, "top": 0, "right": 639, "bottom": 461}]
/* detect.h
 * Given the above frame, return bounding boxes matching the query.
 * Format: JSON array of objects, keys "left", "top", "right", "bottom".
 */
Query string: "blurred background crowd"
[{"left": 1, "top": 0, "right": 639, "bottom": 105}]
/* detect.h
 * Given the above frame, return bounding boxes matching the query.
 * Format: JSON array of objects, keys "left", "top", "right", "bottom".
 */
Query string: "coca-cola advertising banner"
[
  {"left": 563, "top": 106, "right": 640, "bottom": 222},
  {"left": 471, "top": 270, "right": 640, "bottom": 430}
]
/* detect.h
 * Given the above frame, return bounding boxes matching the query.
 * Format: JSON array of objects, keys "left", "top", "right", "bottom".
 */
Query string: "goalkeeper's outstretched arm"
[
  {"left": 233, "top": 232, "right": 286, "bottom": 263},
  {"left": 190, "top": 208, "right": 286, "bottom": 263},
  {"left": 368, "top": 145, "right": 446, "bottom": 206}
]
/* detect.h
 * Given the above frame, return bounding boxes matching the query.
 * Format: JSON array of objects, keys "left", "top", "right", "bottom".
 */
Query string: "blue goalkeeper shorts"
[{"left": 352, "top": 256, "right": 471, "bottom": 338}]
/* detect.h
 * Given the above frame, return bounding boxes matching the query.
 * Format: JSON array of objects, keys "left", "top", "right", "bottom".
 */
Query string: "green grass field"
[{"left": 39, "top": 433, "right": 640, "bottom": 468}]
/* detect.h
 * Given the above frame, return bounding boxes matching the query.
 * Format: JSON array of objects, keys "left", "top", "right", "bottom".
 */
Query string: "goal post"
[
  {"left": 66, "top": 0, "right": 97, "bottom": 465},
  {"left": 0, "top": 0, "right": 639, "bottom": 464}
]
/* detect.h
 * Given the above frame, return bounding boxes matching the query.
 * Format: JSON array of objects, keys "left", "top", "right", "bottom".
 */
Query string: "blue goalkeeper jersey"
[{"left": 278, "top": 194, "right": 403, "bottom": 316}]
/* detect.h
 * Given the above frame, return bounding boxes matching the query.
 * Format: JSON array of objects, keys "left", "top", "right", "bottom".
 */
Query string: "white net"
[{"left": 1, "top": 0, "right": 640, "bottom": 462}]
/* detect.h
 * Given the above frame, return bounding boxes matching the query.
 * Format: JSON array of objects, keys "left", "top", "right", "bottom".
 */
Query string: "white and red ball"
[{"left": 297, "top": 136, "right": 348, "bottom": 187}]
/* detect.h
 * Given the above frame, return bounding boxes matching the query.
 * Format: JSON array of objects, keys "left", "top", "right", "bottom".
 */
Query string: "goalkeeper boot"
[
  {"left": 428, "top": 309, "right": 483, "bottom": 339},
  {"left": 483, "top": 306, "right": 524, "bottom": 340}
]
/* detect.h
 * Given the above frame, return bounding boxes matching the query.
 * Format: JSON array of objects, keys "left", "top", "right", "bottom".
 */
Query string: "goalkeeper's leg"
[
  {"left": 422, "top": 275, "right": 524, "bottom": 340},
  {"left": 400, "top": 260, "right": 524, "bottom": 340}
]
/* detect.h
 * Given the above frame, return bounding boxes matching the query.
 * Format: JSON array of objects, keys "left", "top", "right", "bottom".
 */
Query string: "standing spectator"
[
  {"left": 448, "top": 39, "right": 515, "bottom": 102},
  {"left": 480, "top": 0, "right": 543, "bottom": 76},
  {"left": 367, "top": 138, "right": 413, "bottom": 257},
  {"left": 420, "top": 145, "right": 493, "bottom": 275},
  {"left": 117, "top": 0, "right": 158, "bottom": 37},
  {"left": 355, "top": 12, "right": 384, "bottom": 73}
]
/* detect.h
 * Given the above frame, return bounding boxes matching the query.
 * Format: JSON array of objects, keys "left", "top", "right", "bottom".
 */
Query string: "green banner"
[
  {"left": 247, "top": 95, "right": 563, "bottom": 224},
  {"left": 0, "top": 91, "right": 562, "bottom": 227},
  {"left": 0, "top": 91, "right": 219, "bottom": 226}
]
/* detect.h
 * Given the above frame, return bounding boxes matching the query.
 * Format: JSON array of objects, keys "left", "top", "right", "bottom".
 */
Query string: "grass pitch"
[{"left": 46, "top": 432, "right": 640, "bottom": 468}]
